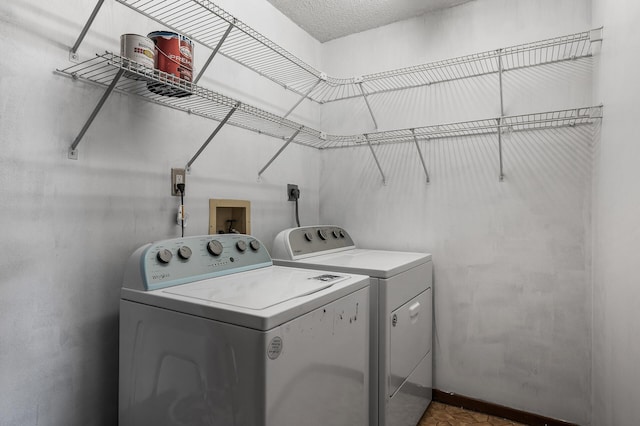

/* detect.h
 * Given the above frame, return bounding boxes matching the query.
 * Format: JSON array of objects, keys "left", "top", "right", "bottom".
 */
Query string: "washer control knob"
[
  {"left": 236, "top": 240, "right": 247, "bottom": 252},
  {"left": 304, "top": 231, "right": 313, "bottom": 241},
  {"left": 332, "top": 230, "right": 340, "bottom": 238},
  {"left": 339, "top": 230, "right": 345, "bottom": 238},
  {"left": 156, "top": 249, "right": 173, "bottom": 264},
  {"left": 249, "top": 240, "right": 260, "bottom": 251},
  {"left": 207, "top": 240, "right": 223, "bottom": 256},
  {"left": 177, "top": 246, "right": 192, "bottom": 260},
  {"left": 317, "top": 229, "right": 328, "bottom": 240}
]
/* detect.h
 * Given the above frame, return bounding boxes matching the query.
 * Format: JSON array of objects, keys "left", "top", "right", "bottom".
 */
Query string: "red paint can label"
[{"left": 148, "top": 31, "right": 194, "bottom": 82}]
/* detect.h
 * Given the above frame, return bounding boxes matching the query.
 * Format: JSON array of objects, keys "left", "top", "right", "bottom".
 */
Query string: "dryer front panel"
[{"left": 388, "top": 288, "right": 432, "bottom": 396}]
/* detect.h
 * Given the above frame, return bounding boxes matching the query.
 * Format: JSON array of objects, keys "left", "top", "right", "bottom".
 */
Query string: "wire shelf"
[
  {"left": 114, "top": 0, "right": 600, "bottom": 104},
  {"left": 320, "top": 106, "right": 603, "bottom": 149},
  {"left": 115, "top": 0, "right": 323, "bottom": 99},
  {"left": 57, "top": 53, "right": 601, "bottom": 151},
  {"left": 57, "top": 52, "right": 322, "bottom": 145}
]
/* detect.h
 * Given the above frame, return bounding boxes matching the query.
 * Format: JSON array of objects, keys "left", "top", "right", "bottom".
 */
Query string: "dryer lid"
[{"left": 278, "top": 249, "right": 431, "bottom": 279}]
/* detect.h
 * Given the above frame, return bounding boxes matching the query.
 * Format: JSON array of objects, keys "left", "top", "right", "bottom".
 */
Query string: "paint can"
[
  {"left": 147, "top": 31, "right": 194, "bottom": 97},
  {"left": 120, "top": 34, "right": 154, "bottom": 79}
]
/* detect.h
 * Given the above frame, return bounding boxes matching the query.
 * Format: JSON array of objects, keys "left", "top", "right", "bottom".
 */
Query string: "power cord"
[
  {"left": 294, "top": 197, "right": 301, "bottom": 228},
  {"left": 290, "top": 187, "right": 301, "bottom": 227},
  {"left": 177, "top": 183, "right": 185, "bottom": 238}
]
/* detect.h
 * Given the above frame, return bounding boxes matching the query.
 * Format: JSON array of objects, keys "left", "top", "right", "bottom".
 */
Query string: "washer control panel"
[
  {"left": 123, "top": 234, "right": 271, "bottom": 291},
  {"left": 284, "top": 226, "right": 355, "bottom": 258}
]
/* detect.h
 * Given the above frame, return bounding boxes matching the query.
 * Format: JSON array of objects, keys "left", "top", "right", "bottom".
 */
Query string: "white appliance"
[
  {"left": 119, "top": 234, "right": 370, "bottom": 426},
  {"left": 272, "top": 226, "right": 433, "bottom": 426}
]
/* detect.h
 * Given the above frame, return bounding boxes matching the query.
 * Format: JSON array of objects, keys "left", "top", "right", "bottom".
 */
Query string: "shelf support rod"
[
  {"left": 365, "top": 135, "right": 386, "bottom": 184},
  {"left": 497, "top": 49, "right": 505, "bottom": 181},
  {"left": 282, "top": 78, "right": 322, "bottom": 120},
  {"left": 193, "top": 21, "right": 235, "bottom": 84},
  {"left": 186, "top": 104, "right": 238, "bottom": 170},
  {"left": 497, "top": 118, "right": 504, "bottom": 181},
  {"left": 498, "top": 49, "right": 505, "bottom": 117},
  {"left": 68, "top": 68, "right": 124, "bottom": 160},
  {"left": 358, "top": 82, "right": 379, "bottom": 130},
  {"left": 70, "top": 0, "right": 105, "bottom": 61},
  {"left": 258, "top": 129, "right": 302, "bottom": 177},
  {"left": 411, "top": 129, "right": 430, "bottom": 183}
]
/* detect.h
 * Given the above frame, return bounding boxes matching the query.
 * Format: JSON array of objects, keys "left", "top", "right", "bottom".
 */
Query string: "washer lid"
[
  {"left": 276, "top": 249, "right": 431, "bottom": 279},
  {"left": 164, "top": 269, "right": 344, "bottom": 310},
  {"left": 121, "top": 266, "right": 369, "bottom": 330}
]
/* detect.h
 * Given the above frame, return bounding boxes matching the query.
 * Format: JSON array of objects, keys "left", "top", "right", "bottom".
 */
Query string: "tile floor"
[{"left": 418, "top": 402, "right": 527, "bottom": 426}]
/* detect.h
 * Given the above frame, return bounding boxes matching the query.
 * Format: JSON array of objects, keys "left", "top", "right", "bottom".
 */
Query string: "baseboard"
[{"left": 432, "top": 389, "right": 579, "bottom": 426}]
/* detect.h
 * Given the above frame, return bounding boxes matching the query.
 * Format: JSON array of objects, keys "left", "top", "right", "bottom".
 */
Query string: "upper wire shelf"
[
  {"left": 114, "top": 0, "right": 601, "bottom": 104},
  {"left": 115, "top": 0, "right": 324, "bottom": 99},
  {"left": 56, "top": 52, "right": 602, "bottom": 151},
  {"left": 339, "top": 29, "right": 600, "bottom": 102}
]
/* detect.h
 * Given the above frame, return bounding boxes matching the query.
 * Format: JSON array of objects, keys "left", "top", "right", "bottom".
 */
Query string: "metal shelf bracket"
[
  {"left": 68, "top": 67, "right": 125, "bottom": 160},
  {"left": 497, "top": 118, "right": 504, "bottom": 181},
  {"left": 69, "top": 0, "right": 105, "bottom": 62},
  {"left": 497, "top": 49, "right": 505, "bottom": 181},
  {"left": 411, "top": 129, "right": 430, "bottom": 183},
  {"left": 282, "top": 77, "right": 323, "bottom": 120},
  {"left": 186, "top": 103, "right": 239, "bottom": 170},
  {"left": 193, "top": 21, "right": 235, "bottom": 84},
  {"left": 365, "top": 135, "right": 387, "bottom": 185},
  {"left": 357, "top": 81, "right": 379, "bottom": 130},
  {"left": 258, "top": 128, "right": 302, "bottom": 177}
]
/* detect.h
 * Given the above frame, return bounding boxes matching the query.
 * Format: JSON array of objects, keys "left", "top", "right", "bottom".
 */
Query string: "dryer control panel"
[
  {"left": 272, "top": 226, "right": 355, "bottom": 260},
  {"left": 123, "top": 234, "right": 272, "bottom": 291}
]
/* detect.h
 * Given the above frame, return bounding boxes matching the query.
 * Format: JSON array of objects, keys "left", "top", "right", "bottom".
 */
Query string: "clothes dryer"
[
  {"left": 273, "top": 226, "right": 432, "bottom": 426},
  {"left": 120, "top": 234, "right": 370, "bottom": 426}
]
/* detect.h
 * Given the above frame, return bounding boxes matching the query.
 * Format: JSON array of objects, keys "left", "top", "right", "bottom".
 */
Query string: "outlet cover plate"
[
  {"left": 171, "top": 168, "right": 186, "bottom": 196},
  {"left": 287, "top": 184, "right": 299, "bottom": 201}
]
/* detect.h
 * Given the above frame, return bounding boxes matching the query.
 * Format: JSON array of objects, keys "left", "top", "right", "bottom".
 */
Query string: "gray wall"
[
  {"left": 0, "top": 1, "right": 321, "bottom": 425},
  {"left": 6, "top": 0, "right": 635, "bottom": 425},
  {"left": 319, "top": 1, "right": 593, "bottom": 424},
  {"left": 591, "top": 0, "right": 640, "bottom": 425}
]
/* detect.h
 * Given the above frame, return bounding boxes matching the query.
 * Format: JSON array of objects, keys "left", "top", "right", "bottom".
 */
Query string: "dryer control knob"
[
  {"left": 317, "top": 229, "right": 328, "bottom": 240},
  {"left": 156, "top": 249, "right": 173, "bottom": 264},
  {"left": 236, "top": 240, "right": 247, "bottom": 252},
  {"left": 332, "top": 230, "right": 340, "bottom": 238},
  {"left": 339, "top": 230, "right": 345, "bottom": 238},
  {"left": 304, "top": 231, "right": 313, "bottom": 241},
  {"left": 177, "top": 246, "right": 192, "bottom": 260},
  {"left": 207, "top": 240, "right": 223, "bottom": 256},
  {"left": 249, "top": 240, "right": 260, "bottom": 251}
]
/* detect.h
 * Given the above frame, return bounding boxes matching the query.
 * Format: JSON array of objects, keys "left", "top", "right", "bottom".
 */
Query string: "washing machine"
[
  {"left": 272, "top": 226, "right": 433, "bottom": 426},
  {"left": 119, "top": 234, "right": 370, "bottom": 426}
]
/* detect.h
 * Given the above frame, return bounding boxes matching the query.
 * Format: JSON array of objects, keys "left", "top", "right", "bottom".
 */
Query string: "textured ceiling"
[{"left": 266, "top": 0, "right": 475, "bottom": 43}]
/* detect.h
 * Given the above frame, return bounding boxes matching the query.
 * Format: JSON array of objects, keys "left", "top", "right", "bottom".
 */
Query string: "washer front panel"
[{"left": 120, "top": 286, "right": 371, "bottom": 426}]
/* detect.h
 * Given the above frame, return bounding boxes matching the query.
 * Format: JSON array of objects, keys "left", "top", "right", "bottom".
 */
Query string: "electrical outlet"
[
  {"left": 287, "top": 184, "right": 300, "bottom": 201},
  {"left": 171, "top": 168, "right": 186, "bottom": 196}
]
